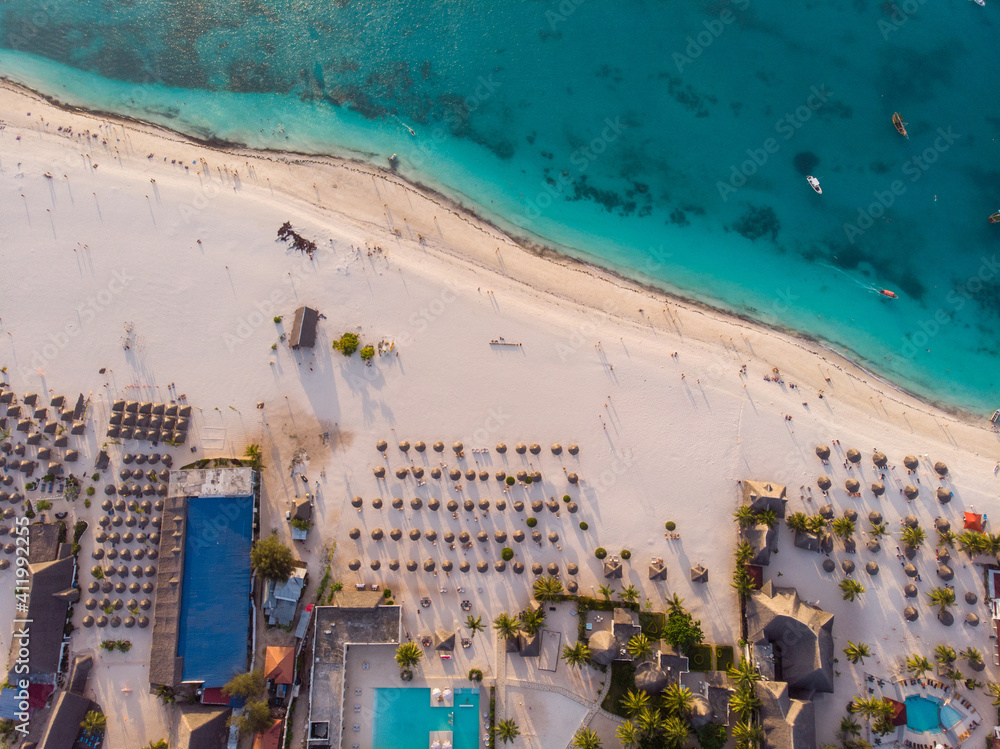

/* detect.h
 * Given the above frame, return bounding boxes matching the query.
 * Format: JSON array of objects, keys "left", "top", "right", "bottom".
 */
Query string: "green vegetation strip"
[
  {"left": 715, "top": 645, "right": 734, "bottom": 672},
  {"left": 688, "top": 644, "right": 713, "bottom": 672},
  {"left": 600, "top": 660, "right": 637, "bottom": 718}
]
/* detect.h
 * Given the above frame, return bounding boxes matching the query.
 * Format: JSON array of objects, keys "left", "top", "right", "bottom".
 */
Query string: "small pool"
[
  {"left": 372, "top": 688, "right": 480, "bottom": 749},
  {"left": 905, "top": 695, "right": 961, "bottom": 733}
]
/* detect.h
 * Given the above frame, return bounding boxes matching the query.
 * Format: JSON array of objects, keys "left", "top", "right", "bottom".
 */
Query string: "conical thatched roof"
[
  {"left": 690, "top": 564, "right": 708, "bottom": 583},
  {"left": 934, "top": 461, "right": 948, "bottom": 476},
  {"left": 903, "top": 455, "right": 918, "bottom": 469},
  {"left": 434, "top": 631, "right": 456, "bottom": 651},
  {"left": 588, "top": 630, "right": 617, "bottom": 666},
  {"left": 846, "top": 449, "right": 861, "bottom": 463},
  {"left": 817, "top": 476, "right": 831, "bottom": 491},
  {"left": 871, "top": 482, "right": 885, "bottom": 496},
  {"left": 815, "top": 445, "right": 830, "bottom": 459},
  {"left": 634, "top": 661, "right": 669, "bottom": 694},
  {"left": 903, "top": 606, "right": 918, "bottom": 621}
]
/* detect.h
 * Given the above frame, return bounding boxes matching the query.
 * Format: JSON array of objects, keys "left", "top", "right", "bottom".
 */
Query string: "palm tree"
[
  {"left": 869, "top": 521, "right": 888, "bottom": 538},
  {"left": 900, "top": 525, "right": 925, "bottom": 551},
  {"left": 987, "top": 682, "right": 1000, "bottom": 707},
  {"left": 839, "top": 579, "right": 865, "bottom": 602},
  {"left": 661, "top": 715, "right": 689, "bottom": 747},
  {"left": 986, "top": 533, "right": 1000, "bottom": 556},
  {"left": 395, "top": 642, "right": 423, "bottom": 670},
  {"left": 757, "top": 508, "right": 778, "bottom": 529},
  {"left": 615, "top": 720, "right": 640, "bottom": 749},
  {"left": 729, "top": 686, "right": 761, "bottom": 720},
  {"left": 934, "top": 644, "right": 957, "bottom": 665},
  {"left": 734, "top": 541, "right": 754, "bottom": 566},
  {"left": 734, "top": 505, "right": 757, "bottom": 528},
  {"left": 519, "top": 606, "right": 546, "bottom": 636},
  {"left": 786, "top": 512, "right": 809, "bottom": 533},
  {"left": 732, "top": 565, "right": 755, "bottom": 597},
  {"left": 561, "top": 641, "right": 591, "bottom": 668},
  {"left": 465, "top": 615, "right": 484, "bottom": 639},
  {"left": 732, "top": 720, "right": 765, "bottom": 749},
  {"left": 493, "top": 612, "right": 521, "bottom": 641},
  {"left": 666, "top": 593, "right": 685, "bottom": 616},
  {"left": 960, "top": 647, "right": 984, "bottom": 666},
  {"left": 937, "top": 530, "right": 957, "bottom": 549},
  {"left": 620, "top": 584, "right": 640, "bottom": 604},
  {"left": 572, "top": 727, "right": 602, "bottom": 749},
  {"left": 620, "top": 688, "right": 651, "bottom": 717},
  {"left": 635, "top": 706, "right": 663, "bottom": 736},
  {"left": 497, "top": 718, "right": 520, "bottom": 744},
  {"left": 243, "top": 443, "right": 263, "bottom": 470},
  {"left": 598, "top": 584, "right": 615, "bottom": 601},
  {"left": 661, "top": 683, "right": 693, "bottom": 718},
  {"left": 906, "top": 654, "right": 932, "bottom": 679},
  {"left": 832, "top": 516, "right": 856, "bottom": 539},
  {"left": 927, "top": 587, "right": 957, "bottom": 613},
  {"left": 839, "top": 715, "right": 861, "bottom": 737},
  {"left": 627, "top": 633, "right": 653, "bottom": 661},
  {"left": 851, "top": 695, "right": 892, "bottom": 724},
  {"left": 532, "top": 575, "right": 564, "bottom": 602},
  {"left": 81, "top": 711, "right": 107, "bottom": 735},
  {"left": 727, "top": 657, "right": 762, "bottom": 691},
  {"left": 843, "top": 641, "right": 871, "bottom": 664}
]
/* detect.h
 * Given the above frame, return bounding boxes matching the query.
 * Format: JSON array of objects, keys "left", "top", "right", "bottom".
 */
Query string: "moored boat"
[
  {"left": 892, "top": 112, "right": 908, "bottom": 138},
  {"left": 806, "top": 175, "right": 822, "bottom": 194},
  {"left": 989, "top": 211, "right": 1000, "bottom": 224}
]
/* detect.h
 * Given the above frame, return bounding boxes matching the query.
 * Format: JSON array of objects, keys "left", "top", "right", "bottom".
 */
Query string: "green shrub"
[
  {"left": 563, "top": 495, "right": 571, "bottom": 502},
  {"left": 360, "top": 345, "right": 375, "bottom": 361},
  {"left": 86, "top": 487, "right": 95, "bottom": 497},
  {"left": 468, "top": 668, "right": 483, "bottom": 682},
  {"left": 332, "top": 332, "right": 360, "bottom": 356},
  {"left": 92, "top": 566, "right": 104, "bottom": 580},
  {"left": 505, "top": 476, "right": 515, "bottom": 486},
  {"left": 620, "top": 549, "right": 631, "bottom": 560},
  {"left": 525, "top": 517, "right": 537, "bottom": 528},
  {"left": 84, "top": 499, "right": 91, "bottom": 509},
  {"left": 595, "top": 547, "right": 607, "bottom": 559},
  {"left": 524, "top": 476, "right": 533, "bottom": 484},
  {"left": 579, "top": 521, "right": 589, "bottom": 530},
  {"left": 273, "top": 316, "right": 282, "bottom": 323},
  {"left": 383, "top": 589, "right": 392, "bottom": 599},
  {"left": 665, "top": 521, "right": 676, "bottom": 531},
  {"left": 501, "top": 547, "right": 514, "bottom": 561},
  {"left": 91, "top": 473, "right": 100, "bottom": 481},
  {"left": 36, "top": 500, "right": 52, "bottom": 511}
]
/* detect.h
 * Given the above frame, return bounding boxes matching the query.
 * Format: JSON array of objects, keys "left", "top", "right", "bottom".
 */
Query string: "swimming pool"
[
  {"left": 905, "top": 695, "right": 962, "bottom": 733},
  {"left": 940, "top": 702, "right": 962, "bottom": 729},
  {"left": 372, "top": 688, "right": 480, "bottom": 749}
]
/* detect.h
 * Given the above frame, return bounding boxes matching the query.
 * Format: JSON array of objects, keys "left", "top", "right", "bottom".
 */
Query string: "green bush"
[
  {"left": 563, "top": 495, "right": 571, "bottom": 502},
  {"left": 665, "top": 521, "right": 676, "bottom": 531},
  {"left": 91, "top": 473, "right": 100, "bottom": 481},
  {"left": 595, "top": 547, "right": 607, "bottom": 559},
  {"left": 620, "top": 549, "right": 631, "bottom": 560},
  {"left": 86, "top": 487, "right": 95, "bottom": 496},
  {"left": 36, "top": 500, "right": 52, "bottom": 511},
  {"left": 501, "top": 547, "right": 514, "bottom": 561},
  {"left": 84, "top": 499, "right": 91, "bottom": 509},
  {"left": 524, "top": 476, "right": 533, "bottom": 484},
  {"left": 360, "top": 345, "right": 375, "bottom": 361},
  {"left": 695, "top": 723, "right": 728, "bottom": 749},
  {"left": 273, "top": 316, "right": 282, "bottom": 323},
  {"left": 579, "top": 521, "right": 589, "bottom": 530},
  {"left": 383, "top": 589, "right": 392, "bottom": 599},
  {"left": 332, "top": 332, "right": 360, "bottom": 356},
  {"left": 525, "top": 517, "right": 537, "bottom": 528},
  {"left": 715, "top": 645, "right": 735, "bottom": 672},
  {"left": 468, "top": 668, "right": 483, "bottom": 682},
  {"left": 688, "top": 644, "right": 713, "bottom": 672},
  {"left": 505, "top": 476, "right": 515, "bottom": 486}
]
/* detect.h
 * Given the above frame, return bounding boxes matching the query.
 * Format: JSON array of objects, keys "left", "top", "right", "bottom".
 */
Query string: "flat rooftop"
[{"left": 167, "top": 467, "right": 254, "bottom": 499}]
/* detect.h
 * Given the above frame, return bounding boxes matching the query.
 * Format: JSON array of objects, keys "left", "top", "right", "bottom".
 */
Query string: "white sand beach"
[{"left": 1, "top": 78, "right": 999, "bottom": 747}]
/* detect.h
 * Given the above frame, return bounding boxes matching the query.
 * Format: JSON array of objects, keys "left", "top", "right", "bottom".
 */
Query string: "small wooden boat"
[
  {"left": 989, "top": 211, "right": 1000, "bottom": 224},
  {"left": 806, "top": 175, "right": 822, "bottom": 194},
  {"left": 892, "top": 112, "right": 908, "bottom": 138},
  {"left": 878, "top": 289, "right": 898, "bottom": 299}
]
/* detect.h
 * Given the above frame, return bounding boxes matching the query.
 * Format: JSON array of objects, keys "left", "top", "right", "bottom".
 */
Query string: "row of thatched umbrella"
[
  {"left": 82, "top": 615, "right": 148, "bottom": 628},
  {"left": 92, "top": 564, "right": 157, "bottom": 578},
  {"left": 351, "top": 496, "right": 578, "bottom": 513},
  {"left": 119, "top": 468, "right": 170, "bottom": 481},
  {"left": 92, "top": 547, "right": 155, "bottom": 560},
  {"left": 378, "top": 440, "right": 580, "bottom": 455},
  {"left": 106, "top": 483, "right": 168, "bottom": 497},
  {"left": 346, "top": 556, "right": 579, "bottom": 580},
  {"left": 101, "top": 498, "right": 162, "bottom": 512},
  {"left": 98, "top": 515, "right": 160, "bottom": 530},
  {"left": 815, "top": 446, "right": 949, "bottom": 476},
  {"left": 121, "top": 453, "right": 172, "bottom": 466},
  {"left": 87, "top": 580, "right": 154, "bottom": 594},
  {"left": 84, "top": 597, "right": 153, "bottom": 611},
  {"left": 815, "top": 475, "right": 950, "bottom": 502},
  {"left": 349, "top": 527, "right": 559, "bottom": 544}
]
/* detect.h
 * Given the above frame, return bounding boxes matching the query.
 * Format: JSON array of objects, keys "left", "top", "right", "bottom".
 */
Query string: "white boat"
[
  {"left": 972, "top": 0, "right": 984, "bottom": 6},
  {"left": 806, "top": 175, "right": 822, "bottom": 194}
]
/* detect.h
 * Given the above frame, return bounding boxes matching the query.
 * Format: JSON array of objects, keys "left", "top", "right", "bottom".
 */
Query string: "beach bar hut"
[{"left": 288, "top": 306, "right": 318, "bottom": 349}]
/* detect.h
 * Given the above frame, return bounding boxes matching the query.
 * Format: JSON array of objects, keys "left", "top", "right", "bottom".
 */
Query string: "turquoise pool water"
[
  {"left": 906, "top": 695, "right": 940, "bottom": 732},
  {"left": 940, "top": 702, "right": 962, "bottom": 729},
  {"left": 372, "top": 688, "right": 480, "bottom": 749}
]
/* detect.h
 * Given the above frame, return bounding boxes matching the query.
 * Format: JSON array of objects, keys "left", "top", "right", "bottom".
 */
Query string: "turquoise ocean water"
[{"left": 1, "top": 0, "right": 998, "bottom": 413}]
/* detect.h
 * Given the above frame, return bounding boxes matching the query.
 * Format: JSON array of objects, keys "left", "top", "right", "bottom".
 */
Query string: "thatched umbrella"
[
  {"left": 846, "top": 448, "right": 861, "bottom": 463},
  {"left": 512, "top": 561, "right": 524, "bottom": 574},
  {"left": 872, "top": 451, "right": 888, "bottom": 467},
  {"left": 494, "top": 531, "right": 507, "bottom": 543},
  {"left": 85, "top": 598, "right": 98, "bottom": 610},
  {"left": 459, "top": 531, "right": 471, "bottom": 543},
  {"left": 464, "top": 500, "right": 475, "bottom": 512},
  {"left": 546, "top": 500, "right": 559, "bottom": 513},
  {"left": 817, "top": 476, "right": 832, "bottom": 491},
  {"left": 447, "top": 500, "right": 459, "bottom": 512},
  {"left": 494, "top": 560, "right": 506, "bottom": 572},
  {"left": 390, "top": 528, "right": 403, "bottom": 541},
  {"left": 938, "top": 548, "right": 951, "bottom": 564},
  {"left": 566, "top": 563, "right": 579, "bottom": 576},
  {"left": 843, "top": 508, "right": 858, "bottom": 522},
  {"left": 464, "top": 469, "right": 476, "bottom": 480},
  {"left": 427, "top": 498, "right": 439, "bottom": 511},
  {"left": 815, "top": 445, "right": 830, "bottom": 460},
  {"left": 371, "top": 528, "right": 384, "bottom": 541},
  {"left": 370, "top": 560, "right": 381, "bottom": 571},
  {"left": 443, "top": 531, "right": 455, "bottom": 543},
  {"left": 348, "top": 559, "right": 361, "bottom": 571},
  {"left": 147, "top": 549, "right": 159, "bottom": 561},
  {"left": 531, "top": 531, "right": 542, "bottom": 543},
  {"left": 818, "top": 505, "right": 833, "bottom": 519},
  {"left": 398, "top": 440, "right": 410, "bottom": 452},
  {"left": 531, "top": 563, "right": 543, "bottom": 575},
  {"left": 934, "top": 461, "right": 948, "bottom": 476},
  {"left": 373, "top": 467, "right": 386, "bottom": 478},
  {"left": 866, "top": 539, "right": 880, "bottom": 553},
  {"left": 477, "top": 532, "right": 488, "bottom": 543},
  {"left": 409, "top": 529, "right": 421, "bottom": 541},
  {"left": 119, "top": 468, "right": 130, "bottom": 480},
  {"left": 844, "top": 537, "right": 857, "bottom": 554},
  {"left": 903, "top": 515, "right": 918, "bottom": 527},
  {"left": 142, "top": 582, "right": 154, "bottom": 593},
  {"left": 478, "top": 499, "right": 490, "bottom": 511},
  {"left": 412, "top": 467, "right": 425, "bottom": 479},
  {"left": 370, "top": 497, "right": 383, "bottom": 510},
  {"left": 449, "top": 469, "right": 461, "bottom": 481},
  {"left": 566, "top": 580, "right": 578, "bottom": 593},
  {"left": 870, "top": 482, "right": 885, "bottom": 497},
  {"left": 513, "top": 501, "right": 524, "bottom": 512},
  {"left": 106, "top": 549, "right": 118, "bottom": 561},
  {"left": 822, "top": 559, "right": 835, "bottom": 573},
  {"left": 410, "top": 498, "right": 423, "bottom": 510},
  {"left": 966, "top": 591, "right": 978, "bottom": 604},
  {"left": 904, "top": 564, "right": 918, "bottom": 577},
  {"left": 442, "top": 560, "right": 453, "bottom": 572},
  {"left": 567, "top": 473, "right": 579, "bottom": 484},
  {"left": 351, "top": 496, "right": 363, "bottom": 508},
  {"left": 966, "top": 613, "right": 980, "bottom": 627},
  {"left": 406, "top": 560, "right": 418, "bottom": 571},
  {"left": 452, "top": 441, "right": 464, "bottom": 454},
  {"left": 548, "top": 532, "right": 559, "bottom": 543},
  {"left": 938, "top": 611, "right": 953, "bottom": 626},
  {"left": 122, "top": 453, "right": 134, "bottom": 464},
  {"left": 634, "top": 662, "right": 669, "bottom": 695},
  {"left": 433, "top": 441, "right": 445, "bottom": 452},
  {"left": 936, "top": 487, "right": 952, "bottom": 503},
  {"left": 937, "top": 565, "right": 954, "bottom": 581},
  {"left": 515, "top": 443, "right": 527, "bottom": 454},
  {"left": 841, "top": 560, "right": 855, "bottom": 574},
  {"left": 425, "top": 530, "right": 437, "bottom": 542},
  {"left": 568, "top": 444, "right": 579, "bottom": 455},
  {"left": 459, "top": 560, "right": 470, "bottom": 572},
  {"left": 513, "top": 530, "right": 525, "bottom": 543},
  {"left": 866, "top": 561, "right": 879, "bottom": 575},
  {"left": 904, "top": 583, "right": 918, "bottom": 598},
  {"left": 82, "top": 615, "right": 95, "bottom": 628},
  {"left": 96, "top": 616, "right": 108, "bottom": 628},
  {"left": 868, "top": 510, "right": 883, "bottom": 525},
  {"left": 903, "top": 485, "right": 919, "bottom": 499},
  {"left": 531, "top": 500, "right": 544, "bottom": 513},
  {"left": 496, "top": 500, "right": 507, "bottom": 511},
  {"left": 474, "top": 561, "right": 488, "bottom": 573},
  {"left": 430, "top": 468, "right": 442, "bottom": 479},
  {"left": 903, "top": 455, "right": 919, "bottom": 470},
  {"left": 529, "top": 443, "right": 541, "bottom": 455},
  {"left": 120, "top": 549, "right": 132, "bottom": 561},
  {"left": 547, "top": 563, "right": 559, "bottom": 576},
  {"left": 478, "top": 470, "right": 489, "bottom": 481},
  {"left": 389, "top": 559, "right": 400, "bottom": 570},
  {"left": 495, "top": 471, "right": 507, "bottom": 481},
  {"left": 415, "top": 441, "right": 426, "bottom": 452},
  {"left": 349, "top": 528, "right": 361, "bottom": 540},
  {"left": 392, "top": 497, "right": 404, "bottom": 510},
  {"left": 903, "top": 606, "right": 919, "bottom": 621},
  {"left": 395, "top": 468, "right": 409, "bottom": 479},
  {"left": 845, "top": 479, "right": 860, "bottom": 494},
  {"left": 134, "top": 549, "right": 145, "bottom": 560},
  {"left": 496, "top": 443, "right": 507, "bottom": 453}
]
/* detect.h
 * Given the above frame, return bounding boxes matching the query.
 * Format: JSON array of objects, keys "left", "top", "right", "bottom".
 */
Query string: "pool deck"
[{"left": 872, "top": 677, "right": 983, "bottom": 749}]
